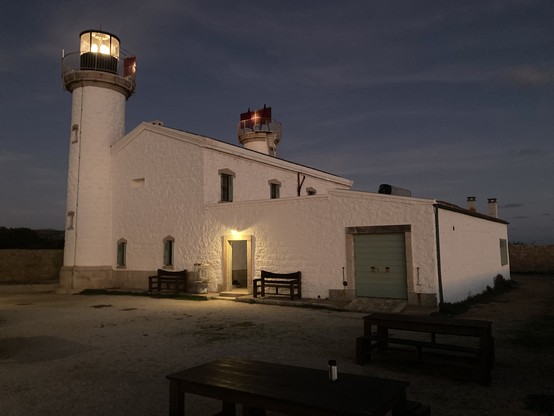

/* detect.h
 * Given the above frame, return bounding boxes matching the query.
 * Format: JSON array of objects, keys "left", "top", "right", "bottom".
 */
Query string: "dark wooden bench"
[
  {"left": 148, "top": 269, "right": 188, "bottom": 294},
  {"left": 253, "top": 270, "right": 301, "bottom": 300},
  {"left": 356, "top": 312, "right": 494, "bottom": 385}
]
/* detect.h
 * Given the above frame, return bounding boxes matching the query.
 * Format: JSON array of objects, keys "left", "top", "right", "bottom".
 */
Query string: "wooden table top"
[{"left": 167, "top": 357, "right": 409, "bottom": 416}]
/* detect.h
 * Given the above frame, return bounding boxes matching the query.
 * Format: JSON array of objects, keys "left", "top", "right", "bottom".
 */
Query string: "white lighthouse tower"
[
  {"left": 238, "top": 105, "right": 281, "bottom": 156},
  {"left": 60, "top": 30, "right": 136, "bottom": 291}
]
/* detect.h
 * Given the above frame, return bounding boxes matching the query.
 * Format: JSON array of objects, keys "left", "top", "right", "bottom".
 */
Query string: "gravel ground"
[{"left": 1, "top": 274, "right": 553, "bottom": 415}]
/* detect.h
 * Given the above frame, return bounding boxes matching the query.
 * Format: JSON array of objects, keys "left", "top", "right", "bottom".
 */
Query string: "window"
[
  {"left": 131, "top": 178, "right": 145, "bottom": 188},
  {"left": 269, "top": 180, "right": 281, "bottom": 199},
  {"left": 163, "top": 236, "right": 175, "bottom": 267},
  {"left": 499, "top": 238, "right": 508, "bottom": 266},
  {"left": 117, "top": 239, "right": 127, "bottom": 268},
  {"left": 219, "top": 169, "right": 235, "bottom": 202},
  {"left": 66, "top": 211, "right": 75, "bottom": 230},
  {"left": 71, "top": 124, "right": 79, "bottom": 143},
  {"left": 306, "top": 187, "right": 317, "bottom": 196}
]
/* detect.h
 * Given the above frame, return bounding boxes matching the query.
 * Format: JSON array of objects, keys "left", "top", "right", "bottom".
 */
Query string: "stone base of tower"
[{"left": 59, "top": 266, "right": 114, "bottom": 293}]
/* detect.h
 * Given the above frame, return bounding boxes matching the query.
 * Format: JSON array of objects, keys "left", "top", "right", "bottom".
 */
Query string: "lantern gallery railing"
[{"left": 61, "top": 50, "right": 137, "bottom": 82}]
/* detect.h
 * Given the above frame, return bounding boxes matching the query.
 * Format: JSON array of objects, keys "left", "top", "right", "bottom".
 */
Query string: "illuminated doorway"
[{"left": 223, "top": 235, "right": 253, "bottom": 292}]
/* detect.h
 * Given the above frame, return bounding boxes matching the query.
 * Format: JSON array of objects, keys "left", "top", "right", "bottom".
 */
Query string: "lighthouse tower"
[
  {"left": 238, "top": 105, "right": 281, "bottom": 156},
  {"left": 60, "top": 30, "right": 136, "bottom": 291}
]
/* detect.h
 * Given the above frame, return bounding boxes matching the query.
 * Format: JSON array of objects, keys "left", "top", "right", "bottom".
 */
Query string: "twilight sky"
[{"left": 1, "top": 0, "right": 553, "bottom": 243}]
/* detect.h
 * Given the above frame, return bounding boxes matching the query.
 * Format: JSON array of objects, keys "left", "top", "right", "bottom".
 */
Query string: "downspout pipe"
[{"left": 434, "top": 205, "right": 445, "bottom": 306}]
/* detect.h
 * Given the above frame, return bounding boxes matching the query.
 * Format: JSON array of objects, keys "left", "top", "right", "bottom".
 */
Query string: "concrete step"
[
  {"left": 344, "top": 297, "right": 407, "bottom": 313},
  {"left": 215, "top": 290, "right": 249, "bottom": 300}
]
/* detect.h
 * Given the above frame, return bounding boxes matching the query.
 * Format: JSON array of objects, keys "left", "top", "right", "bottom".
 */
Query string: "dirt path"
[
  {"left": 413, "top": 274, "right": 554, "bottom": 415},
  {"left": 0, "top": 273, "right": 553, "bottom": 415}
]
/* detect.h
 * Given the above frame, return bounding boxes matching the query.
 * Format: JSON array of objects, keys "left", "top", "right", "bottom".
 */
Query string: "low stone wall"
[
  {"left": 0, "top": 250, "right": 63, "bottom": 283},
  {"left": 509, "top": 244, "right": 554, "bottom": 273}
]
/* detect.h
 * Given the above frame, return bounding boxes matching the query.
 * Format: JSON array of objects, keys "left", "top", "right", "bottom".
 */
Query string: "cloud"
[
  {"left": 517, "top": 149, "right": 543, "bottom": 158},
  {"left": 505, "top": 66, "right": 554, "bottom": 86},
  {"left": 0, "top": 149, "right": 33, "bottom": 163},
  {"left": 502, "top": 203, "right": 524, "bottom": 209}
]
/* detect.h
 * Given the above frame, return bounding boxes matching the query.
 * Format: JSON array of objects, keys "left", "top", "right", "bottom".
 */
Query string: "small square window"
[
  {"left": 221, "top": 174, "right": 233, "bottom": 202},
  {"left": 66, "top": 211, "right": 75, "bottom": 230},
  {"left": 270, "top": 182, "right": 280, "bottom": 199},
  {"left": 71, "top": 124, "right": 79, "bottom": 143},
  {"left": 499, "top": 239, "right": 508, "bottom": 266}
]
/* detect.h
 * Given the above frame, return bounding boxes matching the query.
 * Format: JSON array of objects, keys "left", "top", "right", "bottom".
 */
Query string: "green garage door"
[{"left": 354, "top": 233, "right": 407, "bottom": 299}]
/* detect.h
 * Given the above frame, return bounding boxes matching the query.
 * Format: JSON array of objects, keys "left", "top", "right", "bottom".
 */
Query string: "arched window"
[
  {"left": 306, "top": 187, "right": 317, "bottom": 196},
  {"left": 117, "top": 238, "right": 127, "bottom": 268}
]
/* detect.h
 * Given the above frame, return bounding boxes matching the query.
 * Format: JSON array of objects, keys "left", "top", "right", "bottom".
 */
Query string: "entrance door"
[
  {"left": 354, "top": 233, "right": 407, "bottom": 299},
  {"left": 223, "top": 235, "right": 253, "bottom": 292},
  {"left": 230, "top": 240, "right": 247, "bottom": 289}
]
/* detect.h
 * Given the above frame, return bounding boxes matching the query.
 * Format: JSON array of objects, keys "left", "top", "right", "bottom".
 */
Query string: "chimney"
[
  {"left": 487, "top": 198, "right": 498, "bottom": 218},
  {"left": 467, "top": 196, "right": 476, "bottom": 212}
]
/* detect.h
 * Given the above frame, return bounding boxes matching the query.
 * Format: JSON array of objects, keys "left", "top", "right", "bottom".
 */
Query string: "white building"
[{"left": 60, "top": 31, "right": 510, "bottom": 308}]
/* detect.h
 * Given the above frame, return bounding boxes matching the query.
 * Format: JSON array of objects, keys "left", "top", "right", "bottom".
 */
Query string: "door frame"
[{"left": 222, "top": 234, "right": 254, "bottom": 292}]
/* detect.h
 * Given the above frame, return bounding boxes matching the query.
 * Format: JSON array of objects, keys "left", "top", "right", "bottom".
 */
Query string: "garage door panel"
[{"left": 354, "top": 233, "right": 407, "bottom": 299}]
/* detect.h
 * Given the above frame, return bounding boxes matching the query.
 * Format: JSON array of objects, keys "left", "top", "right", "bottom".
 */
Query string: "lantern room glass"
[
  {"left": 80, "top": 31, "right": 120, "bottom": 58},
  {"left": 79, "top": 31, "right": 120, "bottom": 74}
]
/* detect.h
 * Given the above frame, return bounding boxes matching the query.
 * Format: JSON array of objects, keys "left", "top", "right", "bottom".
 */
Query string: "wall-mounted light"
[{"left": 231, "top": 229, "right": 241, "bottom": 236}]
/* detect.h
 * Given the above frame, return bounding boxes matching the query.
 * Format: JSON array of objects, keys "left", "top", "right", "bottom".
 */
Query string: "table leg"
[
  {"left": 478, "top": 333, "right": 493, "bottom": 385},
  {"left": 169, "top": 380, "right": 185, "bottom": 416},
  {"left": 391, "top": 394, "right": 407, "bottom": 416},
  {"left": 243, "top": 406, "right": 266, "bottom": 416},
  {"left": 222, "top": 401, "right": 236, "bottom": 415},
  {"left": 377, "top": 326, "right": 389, "bottom": 351}
]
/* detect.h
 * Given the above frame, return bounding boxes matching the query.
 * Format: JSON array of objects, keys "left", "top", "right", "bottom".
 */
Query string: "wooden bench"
[
  {"left": 356, "top": 312, "right": 494, "bottom": 385},
  {"left": 148, "top": 269, "right": 188, "bottom": 294},
  {"left": 253, "top": 270, "right": 301, "bottom": 300}
]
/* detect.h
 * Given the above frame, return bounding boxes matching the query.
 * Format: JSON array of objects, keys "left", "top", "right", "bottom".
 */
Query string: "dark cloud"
[
  {"left": 505, "top": 66, "right": 554, "bottom": 86},
  {"left": 502, "top": 203, "right": 524, "bottom": 209},
  {"left": 517, "top": 149, "right": 543, "bottom": 158},
  {"left": 1, "top": 0, "right": 553, "bottom": 244}
]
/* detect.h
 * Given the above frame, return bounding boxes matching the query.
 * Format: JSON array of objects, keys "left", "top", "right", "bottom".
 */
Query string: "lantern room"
[{"left": 79, "top": 30, "right": 120, "bottom": 74}]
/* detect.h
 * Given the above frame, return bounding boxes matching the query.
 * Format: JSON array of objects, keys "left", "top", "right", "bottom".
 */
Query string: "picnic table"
[
  {"left": 356, "top": 312, "right": 494, "bottom": 384},
  {"left": 166, "top": 357, "right": 410, "bottom": 415}
]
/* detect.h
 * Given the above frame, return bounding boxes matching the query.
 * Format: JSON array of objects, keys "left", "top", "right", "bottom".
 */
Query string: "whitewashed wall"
[
  {"left": 437, "top": 208, "right": 510, "bottom": 303},
  {"left": 107, "top": 123, "right": 509, "bottom": 303},
  {"left": 64, "top": 86, "right": 126, "bottom": 268},
  {"left": 111, "top": 125, "right": 206, "bottom": 280},
  {"left": 202, "top": 139, "right": 352, "bottom": 203},
  {"left": 204, "top": 190, "right": 440, "bottom": 299},
  {"left": 328, "top": 190, "right": 439, "bottom": 297},
  {"left": 109, "top": 123, "right": 351, "bottom": 289}
]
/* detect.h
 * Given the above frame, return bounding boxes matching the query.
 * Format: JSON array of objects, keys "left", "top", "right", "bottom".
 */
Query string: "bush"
[{"left": 437, "top": 274, "right": 517, "bottom": 316}]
